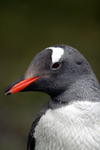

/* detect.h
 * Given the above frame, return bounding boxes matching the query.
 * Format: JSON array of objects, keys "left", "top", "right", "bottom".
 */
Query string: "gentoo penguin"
[{"left": 5, "top": 44, "right": 100, "bottom": 150}]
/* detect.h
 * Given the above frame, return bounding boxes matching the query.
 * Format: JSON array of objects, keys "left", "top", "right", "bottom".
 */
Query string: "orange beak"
[{"left": 5, "top": 77, "right": 39, "bottom": 95}]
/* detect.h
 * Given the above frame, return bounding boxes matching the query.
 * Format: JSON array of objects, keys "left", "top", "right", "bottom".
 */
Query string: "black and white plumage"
[{"left": 5, "top": 44, "right": 100, "bottom": 150}]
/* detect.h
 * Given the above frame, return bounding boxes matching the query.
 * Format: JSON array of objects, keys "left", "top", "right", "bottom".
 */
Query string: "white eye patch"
[{"left": 48, "top": 47, "right": 64, "bottom": 64}]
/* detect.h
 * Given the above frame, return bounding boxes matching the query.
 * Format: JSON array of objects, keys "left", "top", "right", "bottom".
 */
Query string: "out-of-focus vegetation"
[{"left": 0, "top": 0, "right": 100, "bottom": 150}]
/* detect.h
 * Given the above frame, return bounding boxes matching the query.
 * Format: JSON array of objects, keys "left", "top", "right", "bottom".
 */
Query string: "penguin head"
[{"left": 5, "top": 44, "right": 96, "bottom": 98}]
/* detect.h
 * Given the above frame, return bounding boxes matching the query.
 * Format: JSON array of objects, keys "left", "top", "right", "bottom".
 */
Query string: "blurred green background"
[{"left": 1, "top": 0, "right": 100, "bottom": 150}]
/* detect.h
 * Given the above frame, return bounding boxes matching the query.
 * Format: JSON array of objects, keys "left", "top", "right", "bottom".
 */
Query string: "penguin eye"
[
  {"left": 51, "top": 62, "right": 60, "bottom": 69},
  {"left": 76, "top": 61, "right": 82, "bottom": 65}
]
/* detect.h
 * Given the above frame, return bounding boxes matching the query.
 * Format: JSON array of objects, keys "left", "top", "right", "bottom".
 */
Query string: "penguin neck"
[{"left": 51, "top": 74, "right": 100, "bottom": 105}]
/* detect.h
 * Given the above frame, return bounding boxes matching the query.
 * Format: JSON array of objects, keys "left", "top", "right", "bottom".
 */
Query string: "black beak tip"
[
  {"left": 5, "top": 91, "right": 11, "bottom": 96},
  {"left": 4, "top": 76, "right": 24, "bottom": 96},
  {"left": 5, "top": 87, "right": 11, "bottom": 96}
]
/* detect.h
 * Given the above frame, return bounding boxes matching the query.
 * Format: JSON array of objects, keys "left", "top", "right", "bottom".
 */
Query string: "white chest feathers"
[{"left": 34, "top": 101, "right": 100, "bottom": 150}]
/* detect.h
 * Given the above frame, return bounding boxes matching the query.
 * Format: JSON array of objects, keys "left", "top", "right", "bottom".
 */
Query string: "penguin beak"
[{"left": 5, "top": 76, "right": 40, "bottom": 95}]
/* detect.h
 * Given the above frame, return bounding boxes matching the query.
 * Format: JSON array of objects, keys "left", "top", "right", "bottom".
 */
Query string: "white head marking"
[{"left": 49, "top": 47, "right": 64, "bottom": 64}]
